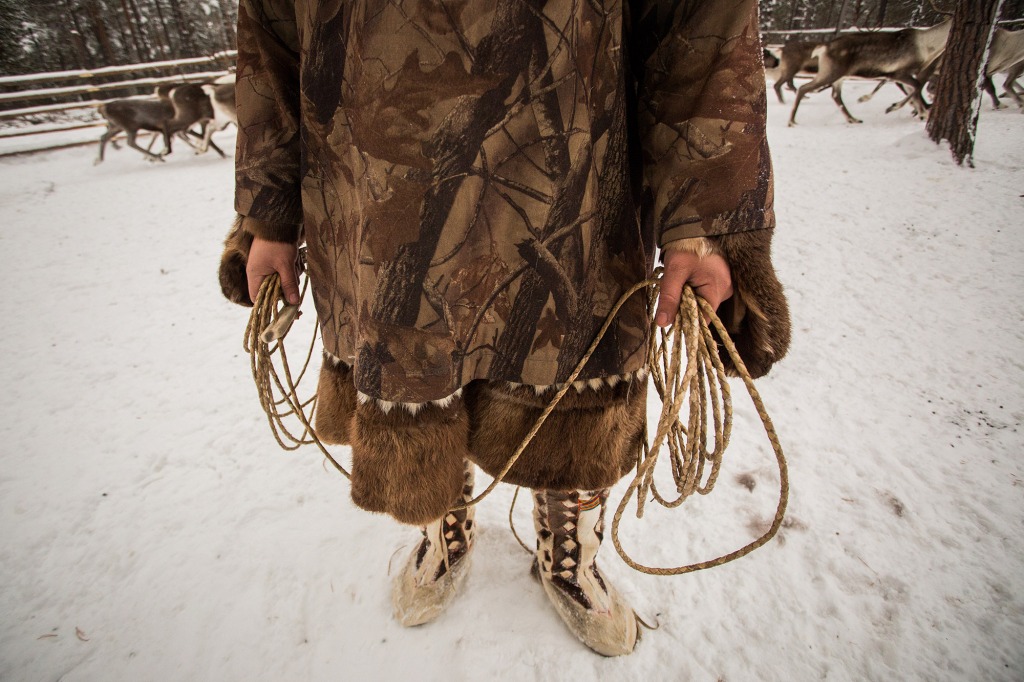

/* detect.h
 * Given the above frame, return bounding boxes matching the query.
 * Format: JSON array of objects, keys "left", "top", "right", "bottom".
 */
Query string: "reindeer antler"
[{"left": 927, "top": 0, "right": 954, "bottom": 18}]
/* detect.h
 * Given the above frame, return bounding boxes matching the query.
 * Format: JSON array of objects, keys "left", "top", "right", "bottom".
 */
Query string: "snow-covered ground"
[{"left": 1, "top": 82, "right": 1022, "bottom": 681}]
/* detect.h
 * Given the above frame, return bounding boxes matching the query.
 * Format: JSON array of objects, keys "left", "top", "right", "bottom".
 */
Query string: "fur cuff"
[
  {"left": 217, "top": 215, "right": 302, "bottom": 307},
  {"left": 708, "top": 229, "right": 791, "bottom": 379},
  {"left": 242, "top": 216, "right": 302, "bottom": 243},
  {"left": 463, "top": 374, "right": 647, "bottom": 491},
  {"left": 350, "top": 395, "right": 471, "bottom": 526},
  {"left": 660, "top": 236, "right": 717, "bottom": 260},
  {"left": 218, "top": 215, "right": 254, "bottom": 306}
]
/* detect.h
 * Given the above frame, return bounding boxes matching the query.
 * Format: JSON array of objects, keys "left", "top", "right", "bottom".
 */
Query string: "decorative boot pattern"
[
  {"left": 532, "top": 488, "right": 639, "bottom": 656},
  {"left": 392, "top": 463, "right": 476, "bottom": 627}
]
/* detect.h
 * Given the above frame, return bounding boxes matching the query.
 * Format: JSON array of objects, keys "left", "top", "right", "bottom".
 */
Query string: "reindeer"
[
  {"left": 788, "top": 19, "right": 952, "bottom": 126},
  {"left": 197, "top": 81, "right": 237, "bottom": 154},
  {"left": 999, "top": 61, "right": 1024, "bottom": 107},
  {"left": 96, "top": 83, "right": 225, "bottom": 163},
  {"left": 164, "top": 83, "right": 227, "bottom": 158},
  {"left": 772, "top": 41, "right": 819, "bottom": 104},
  {"left": 95, "top": 85, "right": 175, "bottom": 163},
  {"left": 982, "top": 29, "right": 1024, "bottom": 109},
  {"left": 902, "top": 28, "right": 1024, "bottom": 111}
]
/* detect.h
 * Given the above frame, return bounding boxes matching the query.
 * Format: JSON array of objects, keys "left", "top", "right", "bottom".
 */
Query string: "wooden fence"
[{"left": 0, "top": 52, "right": 235, "bottom": 156}]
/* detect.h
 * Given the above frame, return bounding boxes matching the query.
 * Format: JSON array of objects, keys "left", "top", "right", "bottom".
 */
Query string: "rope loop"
[
  {"left": 245, "top": 267, "right": 787, "bottom": 574},
  {"left": 245, "top": 273, "right": 350, "bottom": 479}
]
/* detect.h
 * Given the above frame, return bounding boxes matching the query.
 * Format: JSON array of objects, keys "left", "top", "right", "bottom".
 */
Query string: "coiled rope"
[{"left": 245, "top": 267, "right": 787, "bottom": 575}]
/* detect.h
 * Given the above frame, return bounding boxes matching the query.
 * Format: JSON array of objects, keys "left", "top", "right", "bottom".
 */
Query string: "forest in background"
[
  {"left": 762, "top": 0, "right": 1023, "bottom": 35},
  {"left": 1, "top": 0, "right": 1023, "bottom": 76},
  {"left": 0, "top": 0, "right": 237, "bottom": 75}
]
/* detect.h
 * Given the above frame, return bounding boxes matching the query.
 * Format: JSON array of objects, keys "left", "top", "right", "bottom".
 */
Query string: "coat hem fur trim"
[{"left": 316, "top": 353, "right": 647, "bottom": 524}]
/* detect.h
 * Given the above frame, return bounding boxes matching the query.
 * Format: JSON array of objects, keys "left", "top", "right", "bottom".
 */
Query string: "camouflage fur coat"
[{"left": 222, "top": 0, "right": 789, "bottom": 403}]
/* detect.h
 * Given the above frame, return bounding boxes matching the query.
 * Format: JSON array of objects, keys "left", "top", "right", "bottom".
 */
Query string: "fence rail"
[
  {"left": 0, "top": 51, "right": 237, "bottom": 156},
  {"left": 0, "top": 52, "right": 237, "bottom": 88},
  {"left": 0, "top": 121, "right": 106, "bottom": 140},
  {"left": 0, "top": 71, "right": 229, "bottom": 106}
]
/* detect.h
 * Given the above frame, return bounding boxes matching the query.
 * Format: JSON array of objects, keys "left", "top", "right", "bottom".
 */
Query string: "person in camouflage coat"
[{"left": 220, "top": 0, "right": 790, "bottom": 656}]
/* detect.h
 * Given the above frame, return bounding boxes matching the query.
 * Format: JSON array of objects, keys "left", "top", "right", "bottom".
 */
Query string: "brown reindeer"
[
  {"left": 197, "top": 81, "right": 237, "bottom": 154},
  {"left": 95, "top": 85, "right": 175, "bottom": 163},
  {"left": 96, "top": 83, "right": 225, "bottom": 163},
  {"left": 164, "top": 84, "right": 227, "bottom": 158},
  {"left": 772, "top": 41, "right": 819, "bottom": 104},
  {"left": 982, "top": 29, "right": 1024, "bottom": 109},
  {"left": 788, "top": 20, "right": 952, "bottom": 126}
]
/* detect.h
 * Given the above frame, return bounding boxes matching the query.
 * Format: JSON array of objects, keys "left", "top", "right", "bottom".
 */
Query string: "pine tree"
[{"left": 926, "top": 0, "right": 1005, "bottom": 166}]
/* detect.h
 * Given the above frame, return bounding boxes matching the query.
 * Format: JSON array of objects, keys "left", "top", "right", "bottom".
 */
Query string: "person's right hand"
[
  {"left": 655, "top": 249, "right": 733, "bottom": 327},
  {"left": 246, "top": 237, "right": 301, "bottom": 305}
]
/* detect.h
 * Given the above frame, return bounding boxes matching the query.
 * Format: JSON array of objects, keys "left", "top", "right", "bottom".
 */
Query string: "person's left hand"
[{"left": 655, "top": 249, "right": 733, "bottom": 327}]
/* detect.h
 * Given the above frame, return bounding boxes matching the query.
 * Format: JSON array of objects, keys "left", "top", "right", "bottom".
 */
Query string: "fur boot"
[
  {"left": 392, "top": 463, "right": 476, "bottom": 627},
  {"left": 532, "top": 488, "right": 639, "bottom": 656},
  {"left": 349, "top": 392, "right": 471, "bottom": 526},
  {"left": 463, "top": 373, "right": 646, "bottom": 491},
  {"left": 313, "top": 355, "right": 357, "bottom": 445}
]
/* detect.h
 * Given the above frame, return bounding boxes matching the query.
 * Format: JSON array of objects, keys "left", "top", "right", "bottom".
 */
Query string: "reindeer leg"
[
  {"left": 858, "top": 79, "right": 887, "bottom": 104},
  {"left": 181, "top": 127, "right": 204, "bottom": 151},
  {"left": 789, "top": 76, "right": 832, "bottom": 126},
  {"left": 774, "top": 78, "right": 786, "bottom": 104},
  {"left": 885, "top": 76, "right": 924, "bottom": 117},
  {"left": 886, "top": 91, "right": 915, "bottom": 115},
  {"left": 205, "top": 136, "right": 227, "bottom": 159},
  {"left": 198, "top": 124, "right": 212, "bottom": 154},
  {"left": 95, "top": 124, "right": 121, "bottom": 165},
  {"left": 1006, "top": 77, "right": 1024, "bottom": 109},
  {"left": 982, "top": 76, "right": 1004, "bottom": 110},
  {"left": 125, "top": 129, "right": 165, "bottom": 162},
  {"left": 831, "top": 81, "right": 862, "bottom": 124}
]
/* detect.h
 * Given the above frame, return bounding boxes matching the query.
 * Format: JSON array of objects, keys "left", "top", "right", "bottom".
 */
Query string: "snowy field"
[{"left": 1, "top": 81, "right": 1022, "bottom": 681}]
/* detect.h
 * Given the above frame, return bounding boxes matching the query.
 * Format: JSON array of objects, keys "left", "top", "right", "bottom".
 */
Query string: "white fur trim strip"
[
  {"left": 356, "top": 389, "right": 464, "bottom": 416},
  {"left": 330, "top": 351, "right": 644, "bottom": 413},
  {"left": 507, "top": 367, "right": 649, "bottom": 396},
  {"left": 324, "top": 350, "right": 355, "bottom": 367}
]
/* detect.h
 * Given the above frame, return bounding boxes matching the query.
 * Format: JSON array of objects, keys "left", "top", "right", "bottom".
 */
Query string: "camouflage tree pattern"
[{"left": 234, "top": 0, "right": 776, "bottom": 402}]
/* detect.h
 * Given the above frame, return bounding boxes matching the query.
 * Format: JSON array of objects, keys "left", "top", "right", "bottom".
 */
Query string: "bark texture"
[{"left": 926, "top": 0, "right": 1005, "bottom": 167}]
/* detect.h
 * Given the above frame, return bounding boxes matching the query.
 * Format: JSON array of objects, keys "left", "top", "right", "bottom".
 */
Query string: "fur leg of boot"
[
  {"left": 392, "top": 463, "right": 476, "bottom": 627},
  {"left": 464, "top": 374, "right": 646, "bottom": 491},
  {"left": 349, "top": 393, "right": 470, "bottom": 526},
  {"left": 313, "top": 355, "right": 357, "bottom": 445},
  {"left": 532, "top": 488, "right": 639, "bottom": 656}
]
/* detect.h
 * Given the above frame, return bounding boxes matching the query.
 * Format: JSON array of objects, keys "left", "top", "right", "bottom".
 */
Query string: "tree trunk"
[
  {"left": 926, "top": 0, "right": 1004, "bottom": 167},
  {"left": 63, "top": 0, "right": 92, "bottom": 69},
  {"left": 124, "top": 0, "right": 154, "bottom": 60},
  {"left": 833, "top": 0, "right": 852, "bottom": 35},
  {"left": 119, "top": 0, "right": 145, "bottom": 62},
  {"left": 152, "top": 0, "right": 176, "bottom": 60},
  {"left": 876, "top": 0, "right": 892, "bottom": 26},
  {"left": 84, "top": 0, "right": 117, "bottom": 64},
  {"left": 167, "top": 0, "right": 196, "bottom": 57},
  {"left": 216, "top": 0, "right": 236, "bottom": 51}
]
